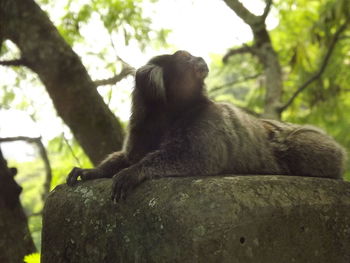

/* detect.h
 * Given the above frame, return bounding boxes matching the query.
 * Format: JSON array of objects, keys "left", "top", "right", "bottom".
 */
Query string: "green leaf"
[{"left": 24, "top": 253, "right": 41, "bottom": 263}]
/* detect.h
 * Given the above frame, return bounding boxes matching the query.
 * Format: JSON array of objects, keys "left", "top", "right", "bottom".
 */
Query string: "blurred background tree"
[
  {"left": 0, "top": 0, "right": 349, "bottom": 261},
  {"left": 208, "top": 0, "right": 350, "bottom": 175}
]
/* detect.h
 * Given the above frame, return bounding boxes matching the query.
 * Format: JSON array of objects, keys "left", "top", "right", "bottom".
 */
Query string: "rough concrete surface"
[{"left": 41, "top": 175, "right": 350, "bottom": 263}]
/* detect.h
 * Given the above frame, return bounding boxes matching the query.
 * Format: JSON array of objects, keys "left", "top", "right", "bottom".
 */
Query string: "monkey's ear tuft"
[{"left": 135, "top": 64, "right": 166, "bottom": 103}]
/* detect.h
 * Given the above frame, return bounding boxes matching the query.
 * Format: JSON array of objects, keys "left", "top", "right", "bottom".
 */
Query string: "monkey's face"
[
  {"left": 135, "top": 50, "right": 209, "bottom": 107},
  {"left": 169, "top": 50, "right": 209, "bottom": 81}
]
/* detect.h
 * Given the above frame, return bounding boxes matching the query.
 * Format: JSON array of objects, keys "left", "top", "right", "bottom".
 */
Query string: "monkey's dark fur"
[{"left": 67, "top": 50, "right": 347, "bottom": 202}]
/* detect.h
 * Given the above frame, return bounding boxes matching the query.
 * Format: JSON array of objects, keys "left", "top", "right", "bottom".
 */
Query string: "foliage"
[
  {"left": 211, "top": 0, "right": 350, "bottom": 110},
  {"left": 209, "top": 0, "right": 350, "bottom": 179},
  {"left": 24, "top": 253, "right": 41, "bottom": 263},
  {"left": 7, "top": 133, "right": 94, "bottom": 249},
  {"left": 273, "top": 0, "right": 350, "bottom": 108},
  {"left": 207, "top": 53, "right": 263, "bottom": 111},
  {"left": 1, "top": 0, "right": 350, "bottom": 256},
  {"left": 1, "top": 0, "right": 164, "bottom": 251},
  {"left": 0, "top": 0, "right": 166, "bottom": 127},
  {"left": 274, "top": 0, "right": 350, "bottom": 180},
  {"left": 37, "top": 0, "right": 167, "bottom": 49}
]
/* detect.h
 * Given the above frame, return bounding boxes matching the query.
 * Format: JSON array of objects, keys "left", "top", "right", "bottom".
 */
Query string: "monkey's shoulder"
[
  {"left": 194, "top": 101, "right": 244, "bottom": 120},
  {"left": 209, "top": 102, "right": 263, "bottom": 129},
  {"left": 172, "top": 101, "right": 262, "bottom": 137}
]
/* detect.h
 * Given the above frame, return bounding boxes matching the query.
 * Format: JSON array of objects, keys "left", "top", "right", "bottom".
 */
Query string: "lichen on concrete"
[{"left": 42, "top": 176, "right": 350, "bottom": 263}]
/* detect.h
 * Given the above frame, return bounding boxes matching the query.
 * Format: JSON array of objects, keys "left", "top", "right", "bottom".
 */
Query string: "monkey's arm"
[
  {"left": 111, "top": 133, "right": 225, "bottom": 201},
  {"left": 66, "top": 151, "right": 129, "bottom": 186}
]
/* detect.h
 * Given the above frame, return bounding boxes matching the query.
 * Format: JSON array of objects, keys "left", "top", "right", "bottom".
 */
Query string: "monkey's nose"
[{"left": 194, "top": 57, "right": 209, "bottom": 77}]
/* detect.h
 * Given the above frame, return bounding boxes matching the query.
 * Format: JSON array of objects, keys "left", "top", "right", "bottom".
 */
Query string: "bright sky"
[{"left": 0, "top": 0, "right": 277, "bottom": 160}]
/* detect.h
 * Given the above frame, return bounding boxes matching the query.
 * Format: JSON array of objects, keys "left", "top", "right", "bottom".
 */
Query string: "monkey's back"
[
  {"left": 264, "top": 121, "right": 347, "bottom": 179},
  {"left": 184, "top": 102, "right": 284, "bottom": 175}
]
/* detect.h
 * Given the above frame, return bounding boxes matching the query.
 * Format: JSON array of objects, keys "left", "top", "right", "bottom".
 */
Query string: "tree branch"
[
  {"left": 0, "top": 136, "right": 39, "bottom": 143},
  {"left": 0, "top": 136, "right": 52, "bottom": 201},
  {"left": 224, "top": 0, "right": 280, "bottom": 119},
  {"left": 260, "top": 0, "right": 273, "bottom": 21},
  {"left": 210, "top": 73, "right": 261, "bottom": 93},
  {"left": 1, "top": 0, "right": 125, "bottom": 165},
  {"left": 0, "top": 35, "right": 4, "bottom": 52},
  {"left": 0, "top": 58, "right": 27, "bottom": 67},
  {"left": 94, "top": 65, "right": 135, "bottom": 87},
  {"left": 223, "top": 0, "right": 259, "bottom": 26},
  {"left": 223, "top": 0, "right": 272, "bottom": 25},
  {"left": 28, "top": 211, "right": 42, "bottom": 217},
  {"left": 280, "top": 19, "right": 350, "bottom": 112},
  {"left": 223, "top": 45, "right": 255, "bottom": 63}
]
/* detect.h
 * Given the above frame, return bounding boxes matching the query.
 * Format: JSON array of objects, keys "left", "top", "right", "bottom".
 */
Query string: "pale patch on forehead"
[
  {"left": 150, "top": 64, "right": 164, "bottom": 89},
  {"left": 138, "top": 64, "right": 164, "bottom": 87},
  {"left": 137, "top": 63, "right": 166, "bottom": 101}
]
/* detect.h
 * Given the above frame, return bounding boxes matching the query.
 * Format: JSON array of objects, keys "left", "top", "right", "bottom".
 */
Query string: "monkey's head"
[{"left": 134, "top": 50, "right": 209, "bottom": 110}]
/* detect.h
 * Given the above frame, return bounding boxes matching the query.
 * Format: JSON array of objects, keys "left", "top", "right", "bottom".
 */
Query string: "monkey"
[
  {"left": 66, "top": 50, "right": 347, "bottom": 202},
  {"left": 261, "top": 119, "right": 346, "bottom": 179}
]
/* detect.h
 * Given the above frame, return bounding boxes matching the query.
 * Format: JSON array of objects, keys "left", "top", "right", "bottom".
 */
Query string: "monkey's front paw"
[
  {"left": 111, "top": 168, "right": 145, "bottom": 202},
  {"left": 66, "top": 167, "right": 101, "bottom": 186},
  {"left": 66, "top": 167, "right": 84, "bottom": 186}
]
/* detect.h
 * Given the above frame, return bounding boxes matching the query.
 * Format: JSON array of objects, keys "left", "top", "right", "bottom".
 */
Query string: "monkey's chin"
[
  {"left": 197, "top": 70, "right": 208, "bottom": 80},
  {"left": 195, "top": 61, "right": 209, "bottom": 79}
]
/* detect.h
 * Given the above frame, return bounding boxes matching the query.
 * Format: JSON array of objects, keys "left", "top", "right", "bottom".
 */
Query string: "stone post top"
[
  {"left": 42, "top": 176, "right": 350, "bottom": 263},
  {"left": 50, "top": 175, "right": 350, "bottom": 205}
]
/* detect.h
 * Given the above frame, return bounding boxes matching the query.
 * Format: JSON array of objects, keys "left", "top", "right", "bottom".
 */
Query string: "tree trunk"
[
  {"left": 253, "top": 28, "right": 283, "bottom": 120},
  {"left": 223, "top": 0, "right": 283, "bottom": 120},
  {"left": 0, "top": 0, "right": 124, "bottom": 165},
  {"left": 0, "top": 148, "right": 36, "bottom": 263}
]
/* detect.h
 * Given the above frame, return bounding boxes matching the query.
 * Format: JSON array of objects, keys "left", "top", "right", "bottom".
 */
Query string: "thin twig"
[
  {"left": 61, "top": 133, "right": 81, "bottom": 167},
  {"left": 223, "top": 45, "right": 255, "bottom": 63},
  {"left": 280, "top": 18, "right": 350, "bottom": 112},
  {"left": 93, "top": 66, "right": 135, "bottom": 87},
  {"left": 92, "top": 26, "right": 135, "bottom": 88},
  {"left": 37, "top": 139, "right": 52, "bottom": 200},
  {"left": 210, "top": 73, "right": 261, "bottom": 93}
]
